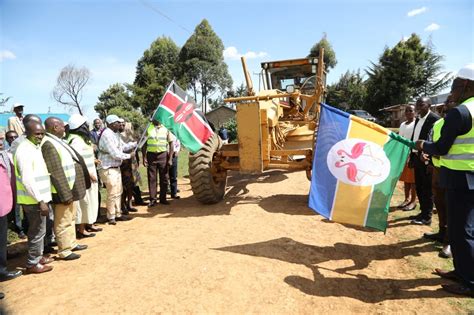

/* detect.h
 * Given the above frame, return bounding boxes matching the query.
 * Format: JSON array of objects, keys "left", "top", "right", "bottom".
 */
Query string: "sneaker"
[{"left": 411, "top": 218, "right": 431, "bottom": 225}]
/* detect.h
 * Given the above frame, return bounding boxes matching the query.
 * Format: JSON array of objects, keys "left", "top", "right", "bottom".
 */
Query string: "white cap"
[
  {"left": 12, "top": 103, "right": 24, "bottom": 110},
  {"left": 106, "top": 114, "right": 121, "bottom": 124},
  {"left": 68, "top": 114, "right": 87, "bottom": 130},
  {"left": 456, "top": 63, "right": 474, "bottom": 81}
]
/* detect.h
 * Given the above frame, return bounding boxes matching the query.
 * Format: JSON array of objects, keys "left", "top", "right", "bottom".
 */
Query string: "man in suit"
[
  {"left": 410, "top": 97, "right": 440, "bottom": 225},
  {"left": 41, "top": 117, "right": 90, "bottom": 260},
  {"left": 417, "top": 63, "right": 474, "bottom": 297}
]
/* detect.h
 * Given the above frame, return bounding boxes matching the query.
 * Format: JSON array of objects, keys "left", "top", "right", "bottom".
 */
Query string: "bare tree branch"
[{"left": 52, "top": 64, "right": 90, "bottom": 115}]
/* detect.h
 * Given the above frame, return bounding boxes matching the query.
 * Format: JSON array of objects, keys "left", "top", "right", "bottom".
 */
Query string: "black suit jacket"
[{"left": 411, "top": 111, "right": 441, "bottom": 141}]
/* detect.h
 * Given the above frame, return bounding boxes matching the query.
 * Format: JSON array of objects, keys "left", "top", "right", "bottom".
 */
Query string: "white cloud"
[
  {"left": 425, "top": 23, "right": 440, "bottom": 32},
  {"left": 0, "top": 50, "right": 16, "bottom": 62},
  {"left": 407, "top": 6, "right": 427, "bottom": 17},
  {"left": 223, "top": 46, "right": 268, "bottom": 61}
]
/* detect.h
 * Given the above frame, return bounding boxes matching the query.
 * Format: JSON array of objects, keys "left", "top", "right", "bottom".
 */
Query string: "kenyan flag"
[{"left": 153, "top": 81, "right": 214, "bottom": 153}]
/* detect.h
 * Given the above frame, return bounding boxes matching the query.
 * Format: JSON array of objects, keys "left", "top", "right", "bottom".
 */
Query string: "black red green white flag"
[{"left": 152, "top": 81, "right": 214, "bottom": 153}]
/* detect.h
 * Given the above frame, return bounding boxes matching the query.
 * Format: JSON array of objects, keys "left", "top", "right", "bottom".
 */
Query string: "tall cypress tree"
[{"left": 179, "top": 19, "right": 232, "bottom": 113}]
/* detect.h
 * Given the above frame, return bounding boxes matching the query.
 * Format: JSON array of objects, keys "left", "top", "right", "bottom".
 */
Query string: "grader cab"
[{"left": 189, "top": 49, "right": 327, "bottom": 204}]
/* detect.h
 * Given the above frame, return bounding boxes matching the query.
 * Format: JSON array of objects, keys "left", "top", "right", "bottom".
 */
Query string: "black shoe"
[
  {"left": 108, "top": 219, "right": 117, "bottom": 225},
  {"left": 62, "top": 253, "right": 81, "bottom": 261},
  {"left": 148, "top": 200, "right": 157, "bottom": 208},
  {"left": 43, "top": 246, "right": 56, "bottom": 255},
  {"left": 0, "top": 270, "right": 22, "bottom": 282},
  {"left": 442, "top": 284, "right": 474, "bottom": 297},
  {"left": 77, "top": 232, "right": 96, "bottom": 239},
  {"left": 171, "top": 195, "right": 180, "bottom": 199},
  {"left": 411, "top": 218, "right": 431, "bottom": 225},
  {"left": 160, "top": 200, "right": 170, "bottom": 205},
  {"left": 116, "top": 216, "right": 132, "bottom": 221},
  {"left": 423, "top": 232, "right": 444, "bottom": 242},
  {"left": 72, "top": 244, "right": 88, "bottom": 252}
]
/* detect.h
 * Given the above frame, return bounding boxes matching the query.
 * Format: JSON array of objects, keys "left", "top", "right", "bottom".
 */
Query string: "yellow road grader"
[{"left": 189, "top": 49, "right": 327, "bottom": 204}]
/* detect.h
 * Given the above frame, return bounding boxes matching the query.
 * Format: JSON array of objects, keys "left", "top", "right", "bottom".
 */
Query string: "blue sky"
[{"left": 1, "top": 0, "right": 473, "bottom": 121}]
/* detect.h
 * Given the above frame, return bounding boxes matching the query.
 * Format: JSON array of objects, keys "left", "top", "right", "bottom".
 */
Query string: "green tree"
[
  {"left": 95, "top": 83, "right": 132, "bottom": 118},
  {"left": 223, "top": 118, "right": 237, "bottom": 143},
  {"left": 130, "top": 36, "right": 181, "bottom": 116},
  {"left": 95, "top": 83, "right": 147, "bottom": 135},
  {"left": 308, "top": 33, "right": 337, "bottom": 72},
  {"left": 326, "top": 70, "right": 367, "bottom": 110},
  {"left": 179, "top": 19, "right": 233, "bottom": 113},
  {"left": 365, "top": 34, "right": 451, "bottom": 113}
]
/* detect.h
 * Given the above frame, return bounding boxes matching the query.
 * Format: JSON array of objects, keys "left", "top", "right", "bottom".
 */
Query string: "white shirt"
[
  {"left": 98, "top": 128, "right": 133, "bottom": 169},
  {"left": 399, "top": 120, "right": 415, "bottom": 139},
  {"left": 412, "top": 110, "right": 431, "bottom": 142}
]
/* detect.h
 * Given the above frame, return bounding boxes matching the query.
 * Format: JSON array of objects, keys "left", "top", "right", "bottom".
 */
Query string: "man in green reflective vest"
[
  {"left": 417, "top": 64, "right": 474, "bottom": 297},
  {"left": 142, "top": 119, "right": 174, "bottom": 208}
]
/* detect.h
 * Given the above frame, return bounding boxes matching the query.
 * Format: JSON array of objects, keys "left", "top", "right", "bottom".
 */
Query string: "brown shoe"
[
  {"left": 26, "top": 263, "right": 53, "bottom": 274},
  {"left": 39, "top": 255, "right": 54, "bottom": 265},
  {"left": 434, "top": 268, "right": 459, "bottom": 281}
]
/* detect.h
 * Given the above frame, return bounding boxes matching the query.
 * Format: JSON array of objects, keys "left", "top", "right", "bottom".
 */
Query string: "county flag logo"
[
  {"left": 327, "top": 138, "right": 390, "bottom": 186},
  {"left": 309, "top": 103, "right": 413, "bottom": 232},
  {"left": 153, "top": 81, "right": 214, "bottom": 154}
]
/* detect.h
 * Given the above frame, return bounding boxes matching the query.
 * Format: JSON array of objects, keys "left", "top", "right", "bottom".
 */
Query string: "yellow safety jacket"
[
  {"left": 439, "top": 97, "right": 474, "bottom": 171},
  {"left": 431, "top": 119, "right": 444, "bottom": 168},
  {"left": 68, "top": 134, "right": 96, "bottom": 176},
  {"left": 14, "top": 139, "right": 52, "bottom": 205},
  {"left": 146, "top": 124, "right": 168, "bottom": 153},
  {"left": 42, "top": 135, "right": 76, "bottom": 193}
]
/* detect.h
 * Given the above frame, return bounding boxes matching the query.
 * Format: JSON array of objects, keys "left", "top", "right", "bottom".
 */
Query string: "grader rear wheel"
[{"left": 189, "top": 134, "right": 227, "bottom": 204}]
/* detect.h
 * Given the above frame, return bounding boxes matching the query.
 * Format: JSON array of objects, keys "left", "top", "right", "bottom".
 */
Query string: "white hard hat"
[
  {"left": 68, "top": 114, "right": 87, "bottom": 130},
  {"left": 456, "top": 63, "right": 474, "bottom": 81}
]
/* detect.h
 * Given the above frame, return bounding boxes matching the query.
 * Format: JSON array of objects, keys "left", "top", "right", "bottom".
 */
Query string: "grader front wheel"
[{"left": 189, "top": 134, "right": 227, "bottom": 204}]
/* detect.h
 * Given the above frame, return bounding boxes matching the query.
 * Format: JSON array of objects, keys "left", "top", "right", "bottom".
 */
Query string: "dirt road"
[{"left": 1, "top": 170, "right": 471, "bottom": 313}]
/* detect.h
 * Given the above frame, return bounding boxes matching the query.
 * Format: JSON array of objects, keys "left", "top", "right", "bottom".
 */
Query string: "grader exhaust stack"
[{"left": 188, "top": 49, "right": 327, "bottom": 204}]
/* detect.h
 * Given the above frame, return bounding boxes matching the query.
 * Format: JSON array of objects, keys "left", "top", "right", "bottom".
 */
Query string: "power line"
[{"left": 138, "top": 0, "right": 192, "bottom": 35}]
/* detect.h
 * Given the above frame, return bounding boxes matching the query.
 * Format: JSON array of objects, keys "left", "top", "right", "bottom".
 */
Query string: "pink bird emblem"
[{"left": 335, "top": 142, "right": 382, "bottom": 183}]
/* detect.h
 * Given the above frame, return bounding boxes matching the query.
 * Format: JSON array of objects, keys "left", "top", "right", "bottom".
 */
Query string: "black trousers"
[
  {"left": 168, "top": 156, "right": 178, "bottom": 196},
  {"left": 446, "top": 188, "right": 474, "bottom": 289},
  {"left": 147, "top": 151, "right": 169, "bottom": 202},
  {"left": 0, "top": 215, "right": 8, "bottom": 275},
  {"left": 413, "top": 156, "right": 433, "bottom": 220}
]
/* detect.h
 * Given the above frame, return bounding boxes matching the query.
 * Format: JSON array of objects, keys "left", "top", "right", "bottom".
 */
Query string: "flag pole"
[{"left": 135, "top": 80, "right": 175, "bottom": 152}]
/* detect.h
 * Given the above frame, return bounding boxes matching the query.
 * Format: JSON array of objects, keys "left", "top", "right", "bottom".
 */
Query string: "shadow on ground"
[
  {"left": 135, "top": 170, "right": 314, "bottom": 219},
  {"left": 214, "top": 237, "right": 458, "bottom": 302}
]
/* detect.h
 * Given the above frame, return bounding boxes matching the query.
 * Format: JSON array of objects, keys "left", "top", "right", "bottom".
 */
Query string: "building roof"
[{"left": 205, "top": 105, "right": 236, "bottom": 116}]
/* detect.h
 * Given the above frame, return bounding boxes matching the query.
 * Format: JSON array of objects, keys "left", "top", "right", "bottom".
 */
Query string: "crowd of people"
[
  {"left": 0, "top": 64, "right": 472, "bottom": 300},
  {"left": 396, "top": 64, "right": 474, "bottom": 297},
  {"left": 0, "top": 108, "right": 183, "bottom": 300}
]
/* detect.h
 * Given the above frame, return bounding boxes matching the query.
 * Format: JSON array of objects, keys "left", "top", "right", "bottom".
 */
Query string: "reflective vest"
[
  {"left": 146, "top": 124, "right": 168, "bottom": 153},
  {"left": 439, "top": 97, "right": 474, "bottom": 171},
  {"left": 42, "top": 135, "right": 76, "bottom": 193},
  {"left": 431, "top": 118, "right": 444, "bottom": 168},
  {"left": 14, "top": 139, "right": 52, "bottom": 205},
  {"left": 68, "top": 134, "right": 96, "bottom": 175}
]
